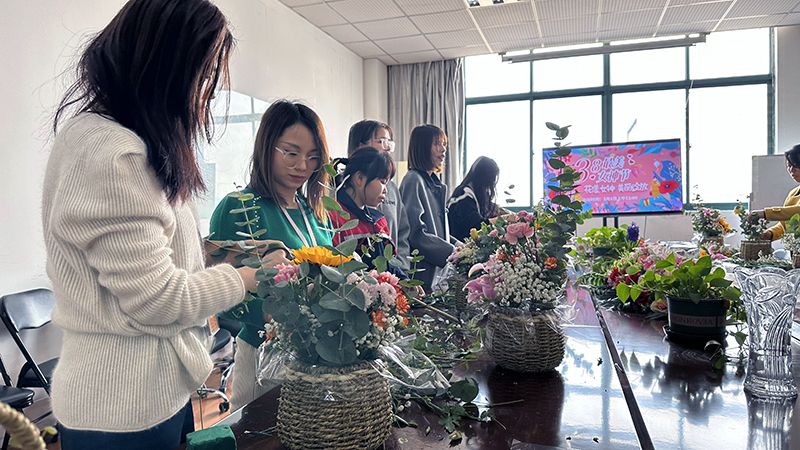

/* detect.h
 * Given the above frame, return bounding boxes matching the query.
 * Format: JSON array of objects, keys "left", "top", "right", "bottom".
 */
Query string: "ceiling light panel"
[
  {"left": 392, "top": 50, "right": 444, "bottom": 64},
  {"left": 482, "top": 22, "right": 539, "bottom": 43},
  {"left": 471, "top": 2, "right": 536, "bottom": 28},
  {"left": 354, "top": 17, "right": 420, "bottom": 40},
  {"left": 279, "top": 0, "right": 323, "bottom": 6},
  {"left": 393, "top": 0, "right": 465, "bottom": 15},
  {"left": 321, "top": 24, "right": 369, "bottom": 43},
  {"left": 409, "top": 10, "right": 476, "bottom": 34},
  {"left": 601, "top": 0, "right": 666, "bottom": 13},
  {"left": 727, "top": 0, "right": 799, "bottom": 18},
  {"left": 374, "top": 35, "right": 434, "bottom": 54},
  {"left": 294, "top": 3, "right": 348, "bottom": 27},
  {"left": 426, "top": 29, "right": 486, "bottom": 48},
  {"left": 345, "top": 41, "right": 387, "bottom": 58},
  {"left": 328, "top": 0, "right": 405, "bottom": 22},
  {"left": 662, "top": 2, "right": 732, "bottom": 25},
  {"left": 539, "top": 15, "right": 597, "bottom": 37},
  {"left": 599, "top": 9, "right": 662, "bottom": 31},
  {"left": 535, "top": 0, "right": 598, "bottom": 21}
]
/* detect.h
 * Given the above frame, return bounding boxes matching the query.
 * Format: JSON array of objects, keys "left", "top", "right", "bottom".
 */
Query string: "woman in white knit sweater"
[{"left": 42, "top": 0, "right": 289, "bottom": 448}]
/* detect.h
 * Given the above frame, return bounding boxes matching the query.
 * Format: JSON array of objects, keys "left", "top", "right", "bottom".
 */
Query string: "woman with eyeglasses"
[
  {"left": 400, "top": 124, "right": 458, "bottom": 293},
  {"left": 749, "top": 144, "right": 800, "bottom": 241},
  {"left": 209, "top": 100, "right": 332, "bottom": 410},
  {"left": 348, "top": 120, "right": 411, "bottom": 271}
]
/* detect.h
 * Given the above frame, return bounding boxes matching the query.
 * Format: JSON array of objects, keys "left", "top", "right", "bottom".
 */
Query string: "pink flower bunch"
[
  {"left": 465, "top": 275, "right": 496, "bottom": 304},
  {"left": 273, "top": 263, "right": 299, "bottom": 284},
  {"left": 503, "top": 221, "right": 534, "bottom": 245}
]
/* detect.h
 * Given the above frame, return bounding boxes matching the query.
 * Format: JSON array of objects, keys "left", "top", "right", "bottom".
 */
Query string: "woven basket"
[
  {"left": 450, "top": 276, "right": 468, "bottom": 310},
  {"left": 277, "top": 360, "right": 392, "bottom": 450},
  {"left": 486, "top": 306, "right": 565, "bottom": 373},
  {"left": 793, "top": 252, "right": 800, "bottom": 269},
  {"left": 699, "top": 235, "right": 724, "bottom": 249},
  {"left": 740, "top": 240, "right": 772, "bottom": 260}
]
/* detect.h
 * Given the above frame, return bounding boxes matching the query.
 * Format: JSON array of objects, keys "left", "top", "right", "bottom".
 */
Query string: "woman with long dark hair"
[
  {"left": 447, "top": 156, "right": 502, "bottom": 241},
  {"left": 751, "top": 144, "right": 800, "bottom": 240},
  {"left": 43, "top": 1, "right": 289, "bottom": 447},
  {"left": 209, "top": 100, "right": 332, "bottom": 410},
  {"left": 399, "top": 124, "right": 457, "bottom": 292}
]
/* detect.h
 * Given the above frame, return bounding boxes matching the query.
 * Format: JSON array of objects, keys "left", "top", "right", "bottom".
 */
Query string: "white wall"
[
  {"left": 776, "top": 25, "right": 800, "bottom": 153},
  {"left": 0, "top": 0, "right": 364, "bottom": 295},
  {"left": 363, "top": 59, "right": 389, "bottom": 123}
]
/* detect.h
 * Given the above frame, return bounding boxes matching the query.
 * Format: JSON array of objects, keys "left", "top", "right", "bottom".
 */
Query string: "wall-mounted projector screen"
[{"left": 543, "top": 138, "right": 683, "bottom": 215}]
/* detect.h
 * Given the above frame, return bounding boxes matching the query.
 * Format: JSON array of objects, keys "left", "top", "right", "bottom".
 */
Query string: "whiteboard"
[{"left": 751, "top": 154, "right": 796, "bottom": 210}]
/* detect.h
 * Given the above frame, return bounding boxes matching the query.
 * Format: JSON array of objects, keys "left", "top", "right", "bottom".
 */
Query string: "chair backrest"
[{"left": 0, "top": 289, "right": 55, "bottom": 331}]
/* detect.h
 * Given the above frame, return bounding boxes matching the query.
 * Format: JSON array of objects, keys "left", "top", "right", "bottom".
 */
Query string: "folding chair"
[{"left": 0, "top": 353, "right": 35, "bottom": 450}]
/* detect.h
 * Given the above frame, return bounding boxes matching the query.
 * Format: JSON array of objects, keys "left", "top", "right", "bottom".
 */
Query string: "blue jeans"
[{"left": 59, "top": 401, "right": 194, "bottom": 450}]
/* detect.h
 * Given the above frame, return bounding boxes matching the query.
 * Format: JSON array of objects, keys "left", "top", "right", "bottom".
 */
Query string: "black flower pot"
[{"left": 665, "top": 295, "right": 727, "bottom": 346}]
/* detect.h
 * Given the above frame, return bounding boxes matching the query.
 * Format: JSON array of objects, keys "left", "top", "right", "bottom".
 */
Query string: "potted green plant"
[
  {"left": 733, "top": 201, "right": 772, "bottom": 260},
  {"left": 782, "top": 214, "right": 800, "bottom": 269},
  {"left": 579, "top": 226, "right": 627, "bottom": 257},
  {"left": 616, "top": 253, "right": 742, "bottom": 345}
]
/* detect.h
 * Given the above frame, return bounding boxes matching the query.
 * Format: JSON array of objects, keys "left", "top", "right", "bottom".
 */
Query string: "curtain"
[{"left": 388, "top": 59, "right": 465, "bottom": 190}]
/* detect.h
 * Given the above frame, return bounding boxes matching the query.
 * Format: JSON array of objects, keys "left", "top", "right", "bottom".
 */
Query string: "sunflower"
[{"left": 292, "top": 246, "right": 353, "bottom": 266}]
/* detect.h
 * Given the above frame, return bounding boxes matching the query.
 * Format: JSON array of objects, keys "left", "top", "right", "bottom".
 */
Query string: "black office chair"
[
  {"left": 216, "top": 318, "right": 241, "bottom": 402},
  {"left": 197, "top": 327, "right": 233, "bottom": 413},
  {"left": 0, "top": 353, "right": 35, "bottom": 450},
  {"left": 0, "top": 289, "right": 58, "bottom": 396}
]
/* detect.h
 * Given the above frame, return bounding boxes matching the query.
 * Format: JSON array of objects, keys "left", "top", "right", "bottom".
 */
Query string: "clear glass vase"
[{"left": 734, "top": 267, "right": 800, "bottom": 398}]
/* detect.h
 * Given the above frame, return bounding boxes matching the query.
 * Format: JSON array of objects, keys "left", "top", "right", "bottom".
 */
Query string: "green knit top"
[{"left": 209, "top": 188, "right": 332, "bottom": 348}]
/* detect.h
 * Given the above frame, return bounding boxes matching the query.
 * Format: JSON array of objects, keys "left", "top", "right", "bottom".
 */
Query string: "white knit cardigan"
[{"left": 41, "top": 113, "right": 245, "bottom": 432}]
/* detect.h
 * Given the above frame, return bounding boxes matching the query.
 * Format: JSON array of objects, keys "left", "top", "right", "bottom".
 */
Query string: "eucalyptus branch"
[{"left": 407, "top": 296, "right": 460, "bottom": 323}]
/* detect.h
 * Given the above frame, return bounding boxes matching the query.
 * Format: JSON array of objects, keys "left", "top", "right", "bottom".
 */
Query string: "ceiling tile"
[
  {"left": 294, "top": 3, "right": 348, "bottom": 27},
  {"left": 601, "top": 0, "right": 666, "bottom": 13},
  {"left": 727, "top": 0, "right": 799, "bottom": 18},
  {"left": 345, "top": 41, "right": 387, "bottom": 58},
  {"left": 354, "top": 17, "right": 421, "bottom": 40},
  {"left": 781, "top": 12, "right": 800, "bottom": 24},
  {"left": 328, "top": 0, "right": 405, "bottom": 23},
  {"left": 535, "top": 0, "right": 598, "bottom": 21},
  {"left": 715, "top": 15, "right": 787, "bottom": 31},
  {"left": 277, "top": 0, "right": 323, "bottom": 6},
  {"left": 427, "top": 29, "right": 486, "bottom": 49},
  {"left": 492, "top": 38, "right": 542, "bottom": 53},
  {"left": 656, "top": 20, "right": 716, "bottom": 35},
  {"left": 598, "top": 26, "right": 657, "bottom": 41},
  {"left": 393, "top": 0, "right": 465, "bottom": 15},
  {"left": 472, "top": 2, "right": 536, "bottom": 28},
  {"left": 600, "top": 8, "right": 662, "bottom": 31},
  {"left": 669, "top": 0, "right": 728, "bottom": 4},
  {"left": 410, "top": 10, "right": 475, "bottom": 34},
  {"left": 377, "top": 55, "right": 399, "bottom": 65},
  {"left": 661, "top": 2, "right": 732, "bottom": 25},
  {"left": 438, "top": 45, "right": 491, "bottom": 59},
  {"left": 540, "top": 15, "right": 597, "bottom": 37},
  {"left": 482, "top": 22, "right": 539, "bottom": 43},
  {"left": 375, "top": 35, "right": 433, "bottom": 53},
  {"left": 391, "top": 50, "right": 444, "bottom": 65},
  {"left": 321, "top": 24, "right": 368, "bottom": 43},
  {"left": 541, "top": 32, "right": 598, "bottom": 47}
]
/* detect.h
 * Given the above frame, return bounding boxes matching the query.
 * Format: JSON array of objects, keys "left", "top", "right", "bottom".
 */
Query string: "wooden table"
[{"left": 179, "top": 286, "right": 800, "bottom": 449}]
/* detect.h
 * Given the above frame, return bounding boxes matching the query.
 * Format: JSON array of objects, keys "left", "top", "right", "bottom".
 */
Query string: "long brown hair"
[
  {"left": 408, "top": 124, "right": 446, "bottom": 174},
  {"left": 249, "top": 100, "right": 330, "bottom": 222},
  {"left": 347, "top": 120, "right": 393, "bottom": 156},
  {"left": 53, "top": 0, "right": 234, "bottom": 204}
]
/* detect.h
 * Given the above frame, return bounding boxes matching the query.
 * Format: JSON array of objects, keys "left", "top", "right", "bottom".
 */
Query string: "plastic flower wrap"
[{"left": 257, "top": 245, "right": 409, "bottom": 367}]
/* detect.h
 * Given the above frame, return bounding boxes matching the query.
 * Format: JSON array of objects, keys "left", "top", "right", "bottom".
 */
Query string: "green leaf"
[
  {"left": 320, "top": 264, "right": 347, "bottom": 284},
  {"left": 337, "top": 259, "right": 368, "bottom": 274},
  {"left": 630, "top": 286, "right": 642, "bottom": 301},
  {"left": 240, "top": 256, "right": 262, "bottom": 268},
  {"left": 546, "top": 122, "right": 560, "bottom": 131},
  {"left": 554, "top": 147, "right": 571, "bottom": 157},
  {"left": 333, "top": 238, "right": 358, "bottom": 257},
  {"left": 319, "top": 292, "right": 351, "bottom": 312},
  {"left": 344, "top": 286, "right": 367, "bottom": 310},
  {"left": 229, "top": 206, "right": 259, "bottom": 214},
  {"left": 400, "top": 279, "right": 424, "bottom": 287},
  {"left": 251, "top": 228, "right": 267, "bottom": 238},
  {"left": 311, "top": 303, "right": 345, "bottom": 323},
  {"left": 551, "top": 195, "right": 570, "bottom": 207},
  {"left": 616, "top": 283, "right": 630, "bottom": 303},
  {"left": 383, "top": 243, "right": 394, "bottom": 260},
  {"left": 374, "top": 255, "right": 388, "bottom": 274},
  {"left": 341, "top": 308, "right": 370, "bottom": 338},
  {"left": 322, "top": 195, "right": 342, "bottom": 212},
  {"left": 323, "top": 163, "right": 337, "bottom": 177},
  {"left": 337, "top": 219, "right": 359, "bottom": 232},
  {"left": 449, "top": 378, "right": 479, "bottom": 403},
  {"left": 299, "top": 261, "right": 310, "bottom": 278},
  {"left": 315, "top": 334, "right": 358, "bottom": 366},
  {"left": 548, "top": 158, "right": 566, "bottom": 170},
  {"left": 556, "top": 127, "right": 570, "bottom": 139}
]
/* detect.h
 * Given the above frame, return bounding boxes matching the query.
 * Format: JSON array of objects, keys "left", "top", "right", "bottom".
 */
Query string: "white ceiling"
[{"left": 277, "top": 0, "right": 800, "bottom": 65}]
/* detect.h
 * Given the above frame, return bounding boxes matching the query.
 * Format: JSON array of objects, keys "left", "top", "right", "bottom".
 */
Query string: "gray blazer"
[
  {"left": 377, "top": 180, "right": 411, "bottom": 270},
  {"left": 399, "top": 169, "right": 456, "bottom": 292}
]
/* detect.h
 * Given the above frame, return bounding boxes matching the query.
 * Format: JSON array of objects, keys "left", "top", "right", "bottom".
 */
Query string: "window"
[{"left": 464, "top": 29, "right": 772, "bottom": 207}]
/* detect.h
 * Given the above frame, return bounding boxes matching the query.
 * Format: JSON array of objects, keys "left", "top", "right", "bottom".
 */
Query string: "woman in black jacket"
[{"left": 447, "top": 156, "right": 501, "bottom": 241}]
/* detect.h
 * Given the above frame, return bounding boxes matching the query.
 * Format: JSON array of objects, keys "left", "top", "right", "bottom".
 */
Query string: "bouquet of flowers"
[
  {"left": 604, "top": 242, "right": 678, "bottom": 314},
  {"left": 689, "top": 197, "right": 731, "bottom": 237},
  {"left": 733, "top": 202, "right": 769, "bottom": 241},
  {"left": 446, "top": 223, "right": 502, "bottom": 278},
  {"left": 259, "top": 245, "right": 409, "bottom": 367},
  {"left": 782, "top": 214, "right": 800, "bottom": 254}
]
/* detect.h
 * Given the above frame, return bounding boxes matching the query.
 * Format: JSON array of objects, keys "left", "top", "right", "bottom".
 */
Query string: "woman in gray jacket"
[{"left": 400, "top": 124, "right": 457, "bottom": 292}]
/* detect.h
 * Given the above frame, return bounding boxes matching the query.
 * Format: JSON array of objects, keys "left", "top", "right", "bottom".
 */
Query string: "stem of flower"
[{"left": 407, "top": 297, "right": 460, "bottom": 323}]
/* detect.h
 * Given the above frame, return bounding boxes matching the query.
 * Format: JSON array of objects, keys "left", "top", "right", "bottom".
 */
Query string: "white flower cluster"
[
  {"left": 491, "top": 255, "right": 560, "bottom": 307},
  {"left": 784, "top": 233, "right": 800, "bottom": 253}
]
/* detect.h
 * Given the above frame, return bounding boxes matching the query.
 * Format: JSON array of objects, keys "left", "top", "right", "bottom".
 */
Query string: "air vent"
[{"left": 465, "top": 0, "right": 530, "bottom": 7}]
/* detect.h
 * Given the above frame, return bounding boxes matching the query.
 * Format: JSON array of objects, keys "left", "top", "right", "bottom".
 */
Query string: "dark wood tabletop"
[{"left": 179, "top": 285, "right": 800, "bottom": 449}]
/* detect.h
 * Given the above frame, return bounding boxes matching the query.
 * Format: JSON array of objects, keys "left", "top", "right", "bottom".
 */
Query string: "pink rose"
[
  {"left": 503, "top": 222, "right": 534, "bottom": 245},
  {"left": 488, "top": 229, "right": 499, "bottom": 238},
  {"left": 273, "top": 263, "right": 299, "bottom": 284}
]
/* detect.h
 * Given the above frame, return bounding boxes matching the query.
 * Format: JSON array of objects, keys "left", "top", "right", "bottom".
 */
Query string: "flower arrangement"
[
  {"left": 733, "top": 202, "right": 769, "bottom": 241},
  {"left": 688, "top": 196, "right": 731, "bottom": 237},
  {"left": 465, "top": 122, "right": 590, "bottom": 311},
  {"left": 259, "top": 245, "right": 410, "bottom": 367},
  {"left": 782, "top": 214, "right": 800, "bottom": 254},
  {"left": 605, "top": 242, "right": 677, "bottom": 314}
]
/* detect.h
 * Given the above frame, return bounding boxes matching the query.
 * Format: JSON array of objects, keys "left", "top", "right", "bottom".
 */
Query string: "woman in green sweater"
[{"left": 209, "top": 100, "right": 332, "bottom": 410}]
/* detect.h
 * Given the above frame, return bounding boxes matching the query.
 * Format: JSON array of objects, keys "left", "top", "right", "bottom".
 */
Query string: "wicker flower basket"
[
  {"left": 699, "top": 235, "right": 724, "bottom": 249},
  {"left": 739, "top": 240, "right": 772, "bottom": 260},
  {"left": 486, "top": 306, "right": 565, "bottom": 373},
  {"left": 0, "top": 402, "right": 44, "bottom": 450},
  {"left": 278, "top": 360, "right": 392, "bottom": 450},
  {"left": 793, "top": 252, "right": 800, "bottom": 269},
  {"left": 450, "top": 276, "right": 468, "bottom": 310}
]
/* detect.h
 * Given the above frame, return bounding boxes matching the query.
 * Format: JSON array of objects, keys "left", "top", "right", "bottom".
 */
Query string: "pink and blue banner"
[{"left": 543, "top": 139, "right": 683, "bottom": 214}]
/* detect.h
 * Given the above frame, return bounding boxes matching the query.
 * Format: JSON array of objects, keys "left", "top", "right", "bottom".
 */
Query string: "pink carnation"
[
  {"left": 503, "top": 222, "right": 534, "bottom": 245},
  {"left": 273, "top": 264, "right": 299, "bottom": 284},
  {"left": 489, "top": 229, "right": 499, "bottom": 238}
]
